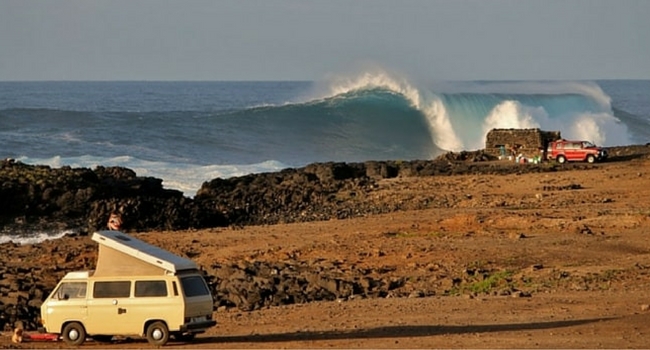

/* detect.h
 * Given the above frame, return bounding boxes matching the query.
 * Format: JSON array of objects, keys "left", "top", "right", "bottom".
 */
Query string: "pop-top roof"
[
  {"left": 92, "top": 230, "right": 197, "bottom": 273},
  {"left": 63, "top": 271, "right": 90, "bottom": 279}
]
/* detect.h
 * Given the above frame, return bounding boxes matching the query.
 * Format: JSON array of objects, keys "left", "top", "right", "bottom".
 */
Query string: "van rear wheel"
[
  {"left": 586, "top": 154, "right": 596, "bottom": 163},
  {"left": 62, "top": 322, "right": 86, "bottom": 346},
  {"left": 146, "top": 321, "right": 169, "bottom": 346},
  {"left": 557, "top": 155, "right": 567, "bottom": 164}
]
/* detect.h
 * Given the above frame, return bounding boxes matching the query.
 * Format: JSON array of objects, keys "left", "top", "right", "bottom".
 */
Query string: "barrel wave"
[
  {"left": 226, "top": 87, "right": 438, "bottom": 164},
  {"left": 199, "top": 75, "right": 632, "bottom": 165},
  {"left": 312, "top": 73, "right": 632, "bottom": 154}
]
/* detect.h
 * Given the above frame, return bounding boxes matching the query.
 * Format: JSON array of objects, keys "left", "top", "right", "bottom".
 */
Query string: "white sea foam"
[
  {"left": 0, "top": 230, "right": 71, "bottom": 245},
  {"left": 17, "top": 156, "right": 290, "bottom": 198},
  {"left": 320, "top": 70, "right": 464, "bottom": 153},
  {"left": 420, "top": 94, "right": 465, "bottom": 153},
  {"left": 437, "top": 80, "right": 628, "bottom": 148},
  {"left": 476, "top": 100, "right": 546, "bottom": 150},
  {"left": 569, "top": 112, "right": 631, "bottom": 146}
]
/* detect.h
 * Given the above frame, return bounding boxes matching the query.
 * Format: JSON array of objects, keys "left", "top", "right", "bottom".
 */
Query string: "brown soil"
[{"left": 3, "top": 158, "right": 650, "bottom": 348}]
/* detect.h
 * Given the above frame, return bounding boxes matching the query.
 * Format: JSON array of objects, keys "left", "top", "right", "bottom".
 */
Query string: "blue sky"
[{"left": 1, "top": 0, "right": 649, "bottom": 81}]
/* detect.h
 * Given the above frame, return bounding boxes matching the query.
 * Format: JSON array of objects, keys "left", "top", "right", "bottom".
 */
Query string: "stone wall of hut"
[{"left": 484, "top": 128, "right": 561, "bottom": 158}]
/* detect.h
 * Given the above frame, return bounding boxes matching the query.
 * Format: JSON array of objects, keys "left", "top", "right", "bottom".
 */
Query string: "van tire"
[
  {"left": 586, "top": 154, "right": 596, "bottom": 163},
  {"left": 146, "top": 321, "right": 169, "bottom": 346},
  {"left": 557, "top": 155, "right": 567, "bottom": 164},
  {"left": 62, "top": 322, "right": 86, "bottom": 346}
]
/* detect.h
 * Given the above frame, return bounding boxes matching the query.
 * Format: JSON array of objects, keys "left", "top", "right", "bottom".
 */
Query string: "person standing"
[{"left": 499, "top": 145, "right": 507, "bottom": 159}]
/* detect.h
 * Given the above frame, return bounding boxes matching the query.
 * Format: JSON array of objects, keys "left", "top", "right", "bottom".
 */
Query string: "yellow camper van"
[{"left": 40, "top": 230, "right": 216, "bottom": 346}]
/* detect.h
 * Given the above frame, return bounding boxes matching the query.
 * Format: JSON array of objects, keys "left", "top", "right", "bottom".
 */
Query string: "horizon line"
[{"left": 1, "top": 78, "right": 649, "bottom": 83}]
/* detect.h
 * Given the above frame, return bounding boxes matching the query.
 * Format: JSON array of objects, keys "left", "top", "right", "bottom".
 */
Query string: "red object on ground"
[{"left": 25, "top": 333, "right": 59, "bottom": 341}]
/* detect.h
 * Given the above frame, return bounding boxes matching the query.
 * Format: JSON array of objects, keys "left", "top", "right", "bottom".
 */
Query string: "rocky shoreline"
[
  {"left": 1, "top": 143, "right": 650, "bottom": 332},
  {"left": 3, "top": 144, "right": 649, "bottom": 235}
]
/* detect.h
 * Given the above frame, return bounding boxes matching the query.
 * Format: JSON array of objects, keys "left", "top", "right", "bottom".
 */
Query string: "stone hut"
[{"left": 485, "top": 128, "right": 561, "bottom": 159}]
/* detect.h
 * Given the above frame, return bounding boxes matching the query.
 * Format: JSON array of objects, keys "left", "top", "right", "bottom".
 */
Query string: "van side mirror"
[{"left": 57, "top": 290, "right": 70, "bottom": 300}]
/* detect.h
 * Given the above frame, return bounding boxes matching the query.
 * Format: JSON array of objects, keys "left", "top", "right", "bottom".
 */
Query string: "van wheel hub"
[
  {"left": 68, "top": 329, "right": 79, "bottom": 340},
  {"left": 152, "top": 329, "right": 163, "bottom": 340}
]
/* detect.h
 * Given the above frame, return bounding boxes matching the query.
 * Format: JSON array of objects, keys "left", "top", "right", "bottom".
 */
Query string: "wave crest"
[
  {"left": 320, "top": 70, "right": 464, "bottom": 152},
  {"left": 317, "top": 70, "right": 630, "bottom": 151}
]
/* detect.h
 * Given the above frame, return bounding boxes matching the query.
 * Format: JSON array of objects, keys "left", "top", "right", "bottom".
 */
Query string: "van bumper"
[{"left": 180, "top": 320, "right": 217, "bottom": 332}]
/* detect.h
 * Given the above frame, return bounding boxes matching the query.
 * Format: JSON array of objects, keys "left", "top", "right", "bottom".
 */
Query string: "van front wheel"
[
  {"left": 62, "top": 322, "right": 86, "bottom": 346},
  {"left": 146, "top": 321, "right": 169, "bottom": 346}
]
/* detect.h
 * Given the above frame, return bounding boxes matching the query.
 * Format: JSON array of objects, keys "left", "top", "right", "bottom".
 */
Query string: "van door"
[
  {"left": 85, "top": 281, "right": 135, "bottom": 335},
  {"left": 43, "top": 282, "right": 88, "bottom": 332},
  {"left": 132, "top": 279, "right": 178, "bottom": 331}
]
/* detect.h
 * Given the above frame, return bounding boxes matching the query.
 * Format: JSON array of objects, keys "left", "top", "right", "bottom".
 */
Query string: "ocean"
[{"left": 1, "top": 74, "right": 650, "bottom": 203}]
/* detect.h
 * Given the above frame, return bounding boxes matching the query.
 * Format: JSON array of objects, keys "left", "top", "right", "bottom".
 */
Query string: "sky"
[{"left": 1, "top": 0, "right": 649, "bottom": 81}]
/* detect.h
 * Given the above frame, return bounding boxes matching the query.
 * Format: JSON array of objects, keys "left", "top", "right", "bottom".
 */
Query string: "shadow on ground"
[{"left": 185, "top": 317, "right": 616, "bottom": 345}]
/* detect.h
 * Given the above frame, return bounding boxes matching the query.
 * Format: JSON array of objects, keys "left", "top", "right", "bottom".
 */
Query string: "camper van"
[{"left": 40, "top": 231, "right": 216, "bottom": 346}]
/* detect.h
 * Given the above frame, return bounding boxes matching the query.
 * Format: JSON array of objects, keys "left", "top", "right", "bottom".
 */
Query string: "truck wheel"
[
  {"left": 557, "top": 155, "right": 566, "bottom": 164},
  {"left": 62, "top": 322, "right": 86, "bottom": 346},
  {"left": 146, "top": 321, "right": 169, "bottom": 346},
  {"left": 586, "top": 154, "right": 596, "bottom": 163}
]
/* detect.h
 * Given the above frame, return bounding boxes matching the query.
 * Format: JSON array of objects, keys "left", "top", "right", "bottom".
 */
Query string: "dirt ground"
[{"left": 3, "top": 157, "right": 650, "bottom": 348}]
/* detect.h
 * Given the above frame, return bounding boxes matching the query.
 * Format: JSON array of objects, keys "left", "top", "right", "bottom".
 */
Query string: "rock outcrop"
[{"left": 0, "top": 160, "right": 225, "bottom": 235}]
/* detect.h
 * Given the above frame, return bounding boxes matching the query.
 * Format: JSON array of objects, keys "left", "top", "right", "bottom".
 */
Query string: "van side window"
[
  {"left": 55, "top": 282, "right": 87, "bottom": 300},
  {"left": 172, "top": 281, "right": 179, "bottom": 296},
  {"left": 93, "top": 281, "right": 131, "bottom": 298},
  {"left": 180, "top": 276, "right": 210, "bottom": 297},
  {"left": 135, "top": 280, "right": 168, "bottom": 297}
]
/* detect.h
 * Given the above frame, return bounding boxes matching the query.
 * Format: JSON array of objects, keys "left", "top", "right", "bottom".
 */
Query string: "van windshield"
[
  {"left": 180, "top": 275, "right": 210, "bottom": 297},
  {"left": 54, "top": 282, "right": 87, "bottom": 299}
]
